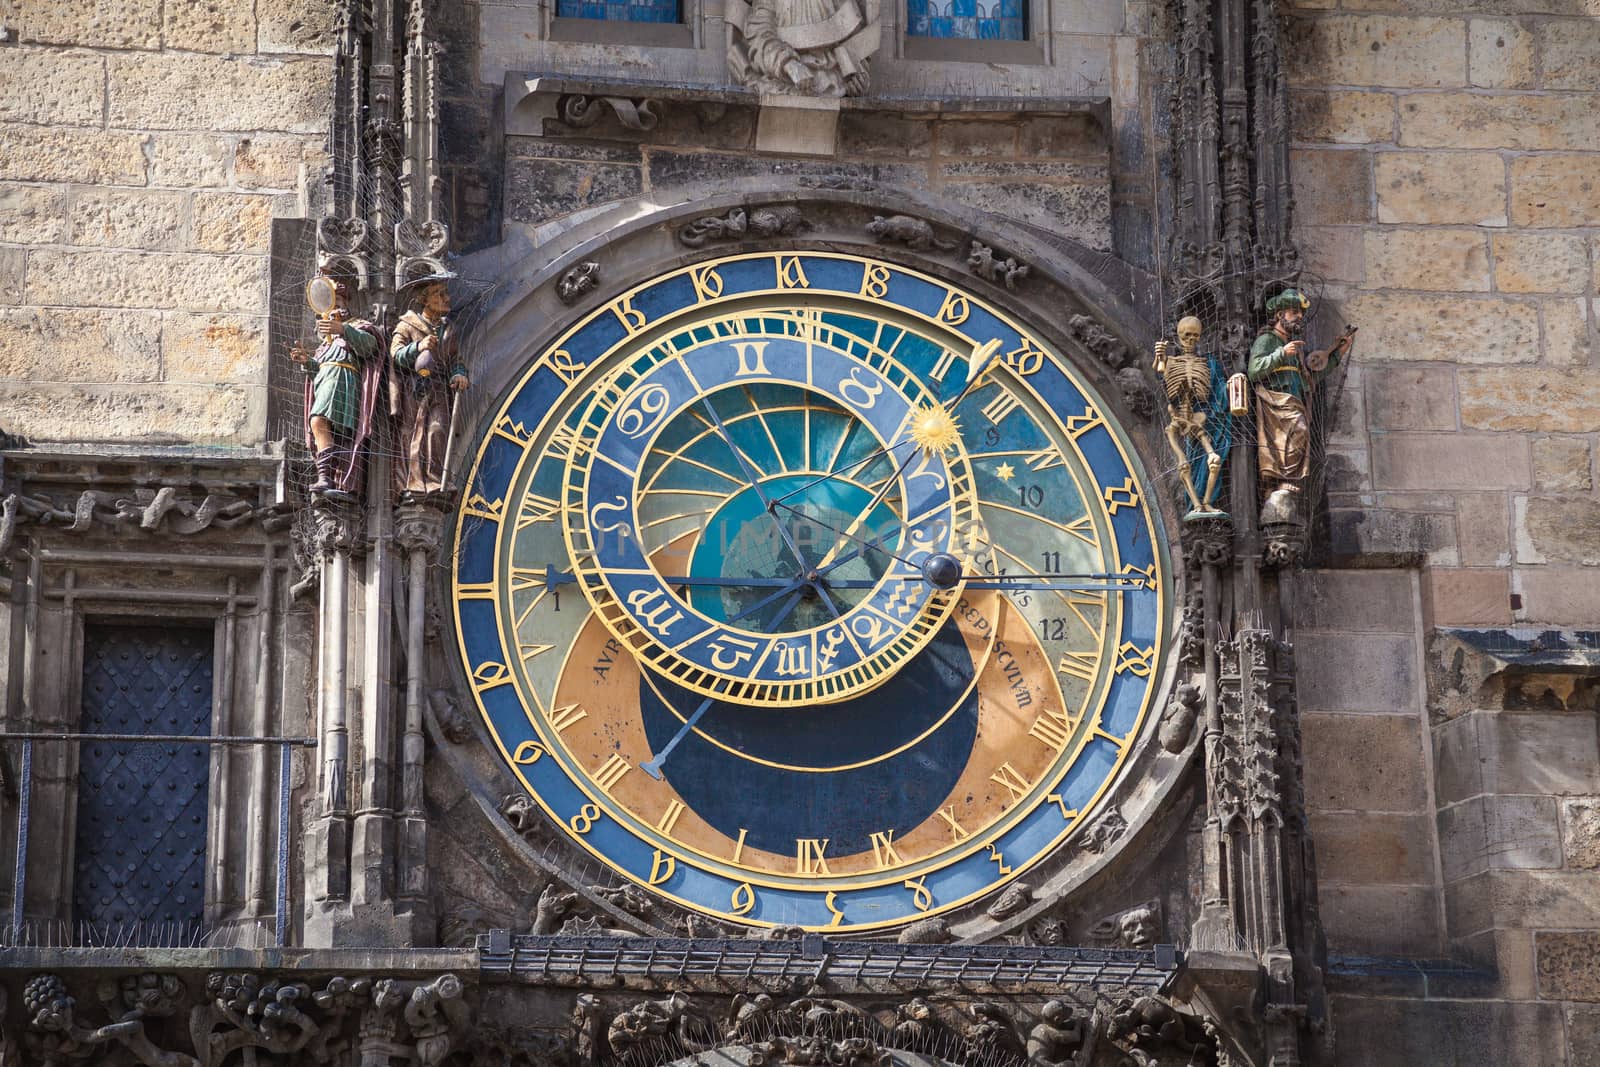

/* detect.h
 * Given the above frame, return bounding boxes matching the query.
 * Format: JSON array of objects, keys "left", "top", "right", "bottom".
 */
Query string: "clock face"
[{"left": 453, "top": 252, "right": 1169, "bottom": 932}]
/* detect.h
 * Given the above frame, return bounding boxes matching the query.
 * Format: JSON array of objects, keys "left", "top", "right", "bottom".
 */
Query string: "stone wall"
[
  {"left": 1287, "top": 1, "right": 1600, "bottom": 1060},
  {"left": 502, "top": 107, "right": 1115, "bottom": 250},
  {"left": 1288, "top": 0, "right": 1599, "bottom": 626},
  {"left": 0, "top": 0, "right": 333, "bottom": 446}
]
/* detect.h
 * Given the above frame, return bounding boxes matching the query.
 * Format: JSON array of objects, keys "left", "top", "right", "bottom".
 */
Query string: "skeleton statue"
[{"left": 1152, "top": 316, "right": 1225, "bottom": 515}]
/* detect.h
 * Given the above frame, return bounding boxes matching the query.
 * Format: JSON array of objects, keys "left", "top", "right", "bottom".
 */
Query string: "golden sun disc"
[{"left": 909, "top": 405, "right": 962, "bottom": 455}]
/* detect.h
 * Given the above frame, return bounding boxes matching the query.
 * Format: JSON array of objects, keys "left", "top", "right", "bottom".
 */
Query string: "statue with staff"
[
  {"left": 390, "top": 273, "right": 469, "bottom": 503},
  {"left": 1249, "top": 288, "right": 1356, "bottom": 519},
  {"left": 290, "top": 274, "right": 386, "bottom": 505}
]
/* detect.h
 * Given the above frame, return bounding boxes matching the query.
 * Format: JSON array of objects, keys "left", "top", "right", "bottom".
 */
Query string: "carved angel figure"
[
  {"left": 727, "top": 0, "right": 879, "bottom": 96},
  {"left": 1153, "top": 316, "right": 1227, "bottom": 515}
]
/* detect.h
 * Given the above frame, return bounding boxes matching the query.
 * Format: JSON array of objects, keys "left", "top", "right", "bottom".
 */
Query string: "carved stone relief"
[
  {"left": 677, "top": 206, "right": 811, "bottom": 247},
  {"left": 726, "top": 0, "right": 880, "bottom": 97}
]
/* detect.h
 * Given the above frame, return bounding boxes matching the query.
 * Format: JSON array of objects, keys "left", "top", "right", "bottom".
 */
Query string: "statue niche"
[{"left": 726, "top": 0, "right": 880, "bottom": 97}]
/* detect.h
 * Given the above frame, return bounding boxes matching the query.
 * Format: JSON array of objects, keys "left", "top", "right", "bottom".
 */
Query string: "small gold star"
[
  {"left": 908, "top": 404, "right": 962, "bottom": 455},
  {"left": 995, "top": 462, "right": 1016, "bottom": 483}
]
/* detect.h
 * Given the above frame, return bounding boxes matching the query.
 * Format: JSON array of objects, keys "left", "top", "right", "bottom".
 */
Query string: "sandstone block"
[
  {"left": 1532, "top": 436, "right": 1592, "bottom": 493},
  {"left": 1298, "top": 631, "right": 1420, "bottom": 714},
  {"left": 1309, "top": 811, "right": 1436, "bottom": 885},
  {"left": 1455, "top": 492, "right": 1510, "bottom": 567},
  {"left": 1291, "top": 90, "right": 1395, "bottom": 145},
  {"left": 1328, "top": 506, "right": 1458, "bottom": 566},
  {"left": 839, "top": 114, "right": 933, "bottom": 159},
  {"left": 1303, "top": 711, "right": 1429, "bottom": 813},
  {"left": 1512, "top": 155, "right": 1600, "bottom": 227},
  {"left": 1570, "top": 1007, "right": 1600, "bottom": 1067},
  {"left": 147, "top": 134, "right": 233, "bottom": 189},
  {"left": 1448, "top": 869, "right": 1600, "bottom": 936},
  {"left": 0, "top": 50, "right": 105, "bottom": 126},
  {"left": 1017, "top": 114, "right": 1105, "bottom": 159},
  {"left": 0, "top": 308, "right": 162, "bottom": 383},
  {"left": 1454, "top": 928, "right": 1538, "bottom": 1000},
  {"left": 16, "top": 0, "right": 162, "bottom": 49},
  {"left": 163, "top": 0, "right": 255, "bottom": 53},
  {"left": 507, "top": 157, "right": 644, "bottom": 226},
  {"left": 1288, "top": 149, "right": 1371, "bottom": 225},
  {"left": 1537, "top": 932, "right": 1600, "bottom": 1002},
  {"left": 192, "top": 192, "right": 280, "bottom": 253},
  {"left": 1435, "top": 711, "right": 1600, "bottom": 804},
  {"left": 1297, "top": 226, "right": 1364, "bottom": 284},
  {"left": 66, "top": 188, "right": 188, "bottom": 251},
  {"left": 1364, "top": 229, "right": 1489, "bottom": 292},
  {"left": 1374, "top": 151, "right": 1506, "bottom": 226},
  {"left": 1364, "top": 365, "right": 1458, "bottom": 430},
  {"left": 1538, "top": 19, "right": 1600, "bottom": 91},
  {"left": 0, "top": 127, "right": 147, "bottom": 186},
  {"left": 1459, "top": 368, "right": 1600, "bottom": 432},
  {"left": 1287, "top": 15, "right": 1466, "bottom": 89},
  {"left": 232, "top": 135, "right": 325, "bottom": 189},
  {"left": 1371, "top": 433, "right": 1530, "bottom": 491},
  {"left": 1298, "top": 568, "right": 1418, "bottom": 633},
  {"left": 1426, "top": 568, "right": 1511, "bottom": 627},
  {"left": 1492, "top": 232, "right": 1587, "bottom": 293},
  {"left": 0, "top": 184, "right": 66, "bottom": 245},
  {"left": 107, "top": 54, "right": 331, "bottom": 134},
  {"left": 257, "top": 0, "right": 338, "bottom": 54},
  {"left": 1400, "top": 93, "right": 1600, "bottom": 151},
  {"left": 943, "top": 181, "right": 1111, "bottom": 251},
  {"left": 1321, "top": 885, "right": 1442, "bottom": 956},
  {"left": 161, "top": 313, "right": 266, "bottom": 384},
  {"left": 1437, "top": 795, "right": 1561, "bottom": 882},
  {"left": 26, "top": 249, "right": 265, "bottom": 313},
  {"left": 937, "top": 121, "right": 1018, "bottom": 158},
  {"left": 1340, "top": 293, "right": 1537, "bottom": 363},
  {"left": 1468, "top": 18, "right": 1535, "bottom": 89},
  {"left": 1564, "top": 799, "right": 1600, "bottom": 870},
  {"left": 0, "top": 250, "right": 22, "bottom": 306},
  {"left": 1517, "top": 567, "right": 1600, "bottom": 626},
  {"left": 1328, "top": 997, "right": 1564, "bottom": 1067},
  {"left": 0, "top": 382, "right": 262, "bottom": 445},
  {"left": 1519, "top": 496, "right": 1600, "bottom": 566},
  {"left": 1543, "top": 297, "right": 1591, "bottom": 366}
]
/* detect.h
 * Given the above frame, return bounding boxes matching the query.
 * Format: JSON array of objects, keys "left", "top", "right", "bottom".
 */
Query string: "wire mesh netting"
[{"left": 1145, "top": 255, "right": 1353, "bottom": 528}]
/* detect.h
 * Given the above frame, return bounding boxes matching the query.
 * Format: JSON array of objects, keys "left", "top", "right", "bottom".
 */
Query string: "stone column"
[
  {"left": 306, "top": 506, "right": 357, "bottom": 929},
  {"left": 394, "top": 504, "right": 444, "bottom": 934}
]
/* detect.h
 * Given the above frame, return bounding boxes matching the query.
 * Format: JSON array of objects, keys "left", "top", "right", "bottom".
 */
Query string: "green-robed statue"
[
  {"left": 291, "top": 277, "right": 386, "bottom": 504},
  {"left": 1248, "top": 288, "right": 1355, "bottom": 517}
]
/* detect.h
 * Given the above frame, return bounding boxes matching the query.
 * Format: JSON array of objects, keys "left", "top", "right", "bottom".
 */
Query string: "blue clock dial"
[{"left": 452, "top": 253, "right": 1169, "bottom": 932}]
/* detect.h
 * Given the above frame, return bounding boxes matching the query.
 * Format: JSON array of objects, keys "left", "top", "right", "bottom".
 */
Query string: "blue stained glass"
[
  {"left": 558, "top": 0, "right": 679, "bottom": 22},
  {"left": 908, "top": 0, "right": 1024, "bottom": 40}
]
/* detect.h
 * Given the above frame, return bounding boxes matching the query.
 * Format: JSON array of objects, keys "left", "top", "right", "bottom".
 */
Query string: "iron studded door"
[{"left": 72, "top": 623, "right": 213, "bottom": 930}]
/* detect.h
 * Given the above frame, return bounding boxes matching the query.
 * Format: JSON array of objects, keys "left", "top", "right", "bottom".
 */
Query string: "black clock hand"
[
  {"left": 699, "top": 396, "right": 842, "bottom": 619},
  {"left": 915, "top": 551, "right": 1150, "bottom": 592},
  {"left": 769, "top": 499, "right": 919, "bottom": 570}
]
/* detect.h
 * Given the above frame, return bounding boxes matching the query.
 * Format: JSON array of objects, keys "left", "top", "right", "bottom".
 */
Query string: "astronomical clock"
[{"left": 450, "top": 251, "right": 1170, "bottom": 934}]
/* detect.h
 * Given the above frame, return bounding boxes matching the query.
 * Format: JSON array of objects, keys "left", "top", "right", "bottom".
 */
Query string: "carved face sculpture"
[
  {"left": 1119, "top": 906, "right": 1159, "bottom": 949},
  {"left": 452, "top": 252, "right": 1170, "bottom": 934},
  {"left": 1275, "top": 306, "right": 1304, "bottom": 338},
  {"left": 422, "top": 282, "right": 451, "bottom": 319},
  {"left": 1176, "top": 316, "right": 1202, "bottom": 354}
]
